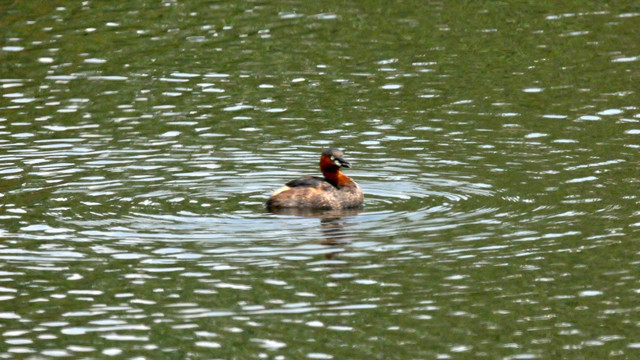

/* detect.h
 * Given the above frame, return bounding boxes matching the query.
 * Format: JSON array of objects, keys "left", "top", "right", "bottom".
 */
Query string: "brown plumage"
[{"left": 266, "top": 148, "right": 364, "bottom": 210}]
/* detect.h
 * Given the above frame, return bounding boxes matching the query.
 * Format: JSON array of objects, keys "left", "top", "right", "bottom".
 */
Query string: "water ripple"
[{"left": 1, "top": 2, "right": 639, "bottom": 359}]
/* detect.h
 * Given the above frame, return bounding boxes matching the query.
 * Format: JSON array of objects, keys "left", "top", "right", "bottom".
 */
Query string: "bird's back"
[{"left": 266, "top": 176, "right": 362, "bottom": 210}]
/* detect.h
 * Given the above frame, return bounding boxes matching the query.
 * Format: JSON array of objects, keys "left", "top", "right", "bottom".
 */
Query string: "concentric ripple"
[{"left": 2, "top": 1, "right": 640, "bottom": 359}]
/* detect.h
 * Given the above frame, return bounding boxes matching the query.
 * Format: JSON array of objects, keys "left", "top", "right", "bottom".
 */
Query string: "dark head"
[
  {"left": 319, "top": 148, "right": 354, "bottom": 187},
  {"left": 320, "top": 148, "right": 351, "bottom": 173}
]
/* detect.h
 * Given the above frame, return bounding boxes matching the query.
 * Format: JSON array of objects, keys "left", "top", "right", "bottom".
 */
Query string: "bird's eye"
[{"left": 330, "top": 156, "right": 335, "bottom": 161}]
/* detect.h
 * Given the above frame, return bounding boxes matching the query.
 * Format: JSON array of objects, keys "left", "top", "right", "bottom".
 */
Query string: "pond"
[{"left": 1, "top": 0, "right": 639, "bottom": 358}]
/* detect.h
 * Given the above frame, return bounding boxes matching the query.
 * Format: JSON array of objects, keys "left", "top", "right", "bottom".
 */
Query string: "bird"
[{"left": 266, "top": 148, "right": 364, "bottom": 210}]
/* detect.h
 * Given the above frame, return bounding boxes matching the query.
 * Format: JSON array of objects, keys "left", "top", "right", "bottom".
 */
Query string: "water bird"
[{"left": 266, "top": 148, "right": 364, "bottom": 210}]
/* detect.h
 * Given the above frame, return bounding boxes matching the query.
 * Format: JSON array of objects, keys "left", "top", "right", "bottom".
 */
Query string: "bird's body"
[{"left": 266, "top": 148, "right": 364, "bottom": 210}]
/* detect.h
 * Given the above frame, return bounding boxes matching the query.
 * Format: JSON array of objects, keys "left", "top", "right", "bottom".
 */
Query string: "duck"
[{"left": 266, "top": 148, "right": 364, "bottom": 210}]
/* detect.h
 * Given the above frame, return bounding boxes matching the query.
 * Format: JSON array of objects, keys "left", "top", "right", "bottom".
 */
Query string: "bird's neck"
[{"left": 322, "top": 169, "right": 351, "bottom": 187}]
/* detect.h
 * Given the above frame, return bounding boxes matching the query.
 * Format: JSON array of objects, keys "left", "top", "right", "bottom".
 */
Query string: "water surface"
[{"left": 1, "top": 1, "right": 640, "bottom": 358}]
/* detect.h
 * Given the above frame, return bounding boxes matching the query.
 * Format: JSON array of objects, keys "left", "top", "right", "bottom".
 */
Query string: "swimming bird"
[{"left": 266, "top": 148, "right": 364, "bottom": 210}]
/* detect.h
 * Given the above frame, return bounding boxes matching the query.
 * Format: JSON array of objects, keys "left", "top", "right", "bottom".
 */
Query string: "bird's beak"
[{"left": 334, "top": 156, "right": 351, "bottom": 168}]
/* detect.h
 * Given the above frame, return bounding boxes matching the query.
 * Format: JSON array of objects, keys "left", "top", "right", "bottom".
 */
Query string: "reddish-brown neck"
[
  {"left": 323, "top": 169, "right": 352, "bottom": 187},
  {"left": 320, "top": 155, "right": 351, "bottom": 187}
]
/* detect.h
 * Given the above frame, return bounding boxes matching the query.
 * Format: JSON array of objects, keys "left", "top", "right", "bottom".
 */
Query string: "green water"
[{"left": 1, "top": 1, "right": 639, "bottom": 359}]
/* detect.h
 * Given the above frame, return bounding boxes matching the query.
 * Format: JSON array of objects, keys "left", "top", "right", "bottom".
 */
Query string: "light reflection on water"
[{"left": 2, "top": 1, "right": 640, "bottom": 359}]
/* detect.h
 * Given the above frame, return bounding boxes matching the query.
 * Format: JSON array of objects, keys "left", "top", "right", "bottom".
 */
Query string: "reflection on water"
[
  {"left": 2, "top": 0, "right": 640, "bottom": 358},
  {"left": 268, "top": 208, "right": 362, "bottom": 259}
]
